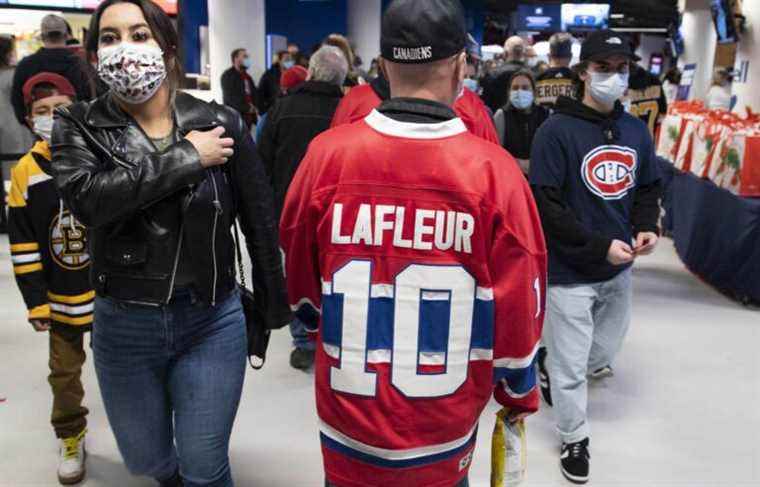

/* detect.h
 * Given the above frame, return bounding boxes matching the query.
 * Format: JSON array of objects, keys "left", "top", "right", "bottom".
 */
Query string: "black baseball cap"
[
  {"left": 580, "top": 30, "right": 641, "bottom": 62},
  {"left": 381, "top": 0, "right": 466, "bottom": 64}
]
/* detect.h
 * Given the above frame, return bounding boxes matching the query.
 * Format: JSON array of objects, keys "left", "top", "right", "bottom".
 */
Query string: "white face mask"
[
  {"left": 33, "top": 115, "right": 54, "bottom": 144},
  {"left": 98, "top": 42, "right": 167, "bottom": 104},
  {"left": 588, "top": 71, "right": 629, "bottom": 108}
]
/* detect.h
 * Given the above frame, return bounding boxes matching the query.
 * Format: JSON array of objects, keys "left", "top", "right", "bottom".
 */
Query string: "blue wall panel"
[
  {"left": 265, "top": 0, "right": 348, "bottom": 55},
  {"left": 178, "top": 0, "right": 208, "bottom": 74}
]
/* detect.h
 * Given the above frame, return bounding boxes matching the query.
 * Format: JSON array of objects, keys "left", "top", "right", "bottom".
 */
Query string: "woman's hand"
[{"left": 185, "top": 126, "right": 235, "bottom": 168}]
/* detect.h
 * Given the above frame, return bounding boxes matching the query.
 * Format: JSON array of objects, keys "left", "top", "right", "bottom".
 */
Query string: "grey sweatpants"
[{"left": 543, "top": 269, "right": 632, "bottom": 444}]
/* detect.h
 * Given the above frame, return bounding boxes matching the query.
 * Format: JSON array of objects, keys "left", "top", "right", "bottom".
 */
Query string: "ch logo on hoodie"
[
  {"left": 50, "top": 210, "right": 89, "bottom": 270},
  {"left": 581, "top": 145, "right": 638, "bottom": 200}
]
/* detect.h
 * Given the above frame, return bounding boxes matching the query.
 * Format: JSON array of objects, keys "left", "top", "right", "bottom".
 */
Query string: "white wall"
[
  {"left": 208, "top": 0, "right": 266, "bottom": 103},
  {"left": 732, "top": 0, "right": 760, "bottom": 112},
  {"left": 680, "top": 0, "right": 717, "bottom": 101},
  {"left": 347, "top": 0, "right": 382, "bottom": 70}
]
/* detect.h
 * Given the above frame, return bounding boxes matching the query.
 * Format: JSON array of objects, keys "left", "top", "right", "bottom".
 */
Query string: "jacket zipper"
[
  {"left": 210, "top": 172, "right": 222, "bottom": 307},
  {"left": 165, "top": 188, "right": 195, "bottom": 304}
]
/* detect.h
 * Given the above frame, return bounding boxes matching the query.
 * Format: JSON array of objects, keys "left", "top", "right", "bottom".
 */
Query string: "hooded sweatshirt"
[{"left": 529, "top": 96, "right": 661, "bottom": 285}]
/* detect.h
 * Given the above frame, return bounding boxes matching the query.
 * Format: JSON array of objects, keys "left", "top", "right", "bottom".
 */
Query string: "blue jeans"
[
  {"left": 93, "top": 288, "right": 247, "bottom": 487},
  {"left": 290, "top": 316, "right": 316, "bottom": 351}
]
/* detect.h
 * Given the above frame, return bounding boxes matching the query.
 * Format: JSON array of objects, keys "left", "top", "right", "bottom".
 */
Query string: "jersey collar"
[{"left": 365, "top": 99, "right": 466, "bottom": 140}]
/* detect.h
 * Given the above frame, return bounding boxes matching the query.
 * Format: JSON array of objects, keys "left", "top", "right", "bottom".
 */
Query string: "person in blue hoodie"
[{"left": 529, "top": 30, "right": 662, "bottom": 484}]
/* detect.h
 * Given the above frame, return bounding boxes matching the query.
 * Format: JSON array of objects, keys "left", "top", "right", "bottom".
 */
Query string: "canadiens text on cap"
[{"left": 381, "top": 0, "right": 466, "bottom": 64}]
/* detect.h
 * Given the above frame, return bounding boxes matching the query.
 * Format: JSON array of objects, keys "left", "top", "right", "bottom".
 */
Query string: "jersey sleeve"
[
  {"left": 279, "top": 145, "right": 324, "bottom": 332},
  {"left": 489, "top": 176, "right": 547, "bottom": 414},
  {"left": 7, "top": 162, "right": 50, "bottom": 321},
  {"left": 331, "top": 95, "right": 358, "bottom": 128}
]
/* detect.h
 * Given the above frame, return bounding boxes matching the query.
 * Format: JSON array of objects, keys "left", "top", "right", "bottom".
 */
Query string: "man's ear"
[
  {"left": 378, "top": 57, "right": 388, "bottom": 80},
  {"left": 25, "top": 114, "right": 34, "bottom": 130},
  {"left": 455, "top": 51, "right": 467, "bottom": 84}
]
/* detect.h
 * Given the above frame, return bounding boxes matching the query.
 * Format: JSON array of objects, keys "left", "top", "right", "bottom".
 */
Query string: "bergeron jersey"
[
  {"left": 281, "top": 109, "right": 546, "bottom": 487},
  {"left": 331, "top": 84, "right": 500, "bottom": 145},
  {"left": 8, "top": 140, "right": 93, "bottom": 326}
]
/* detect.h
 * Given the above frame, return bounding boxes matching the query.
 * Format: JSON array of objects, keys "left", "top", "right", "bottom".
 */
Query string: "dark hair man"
[
  {"left": 11, "top": 14, "right": 94, "bottom": 126},
  {"left": 535, "top": 32, "right": 577, "bottom": 109},
  {"left": 280, "top": 1, "right": 546, "bottom": 486},
  {"left": 221, "top": 48, "right": 258, "bottom": 128},
  {"left": 529, "top": 30, "right": 662, "bottom": 484}
]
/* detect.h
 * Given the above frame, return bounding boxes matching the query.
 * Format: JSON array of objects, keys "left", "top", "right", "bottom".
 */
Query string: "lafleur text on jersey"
[{"left": 331, "top": 203, "right": 475, "bottom": 254}]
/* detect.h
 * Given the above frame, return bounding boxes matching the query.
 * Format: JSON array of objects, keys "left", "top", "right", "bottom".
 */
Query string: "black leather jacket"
[{"left": 51, "top": 91, "right": 290, "bottom": 330}]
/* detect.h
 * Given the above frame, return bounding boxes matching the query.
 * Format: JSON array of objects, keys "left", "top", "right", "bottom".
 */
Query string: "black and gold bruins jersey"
[
  {"left": 625, "top": 65, "right": 668, "bottom": 136},
  {"left": 536, "top": 67, "right": 577, "bottom": 109},
  {"left": 8, "top": 140, "right": 93, "bottom": 327}
]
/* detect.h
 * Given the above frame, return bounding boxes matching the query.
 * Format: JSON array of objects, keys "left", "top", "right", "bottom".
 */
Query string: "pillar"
[
  {"left": 679, "top": 0, "right": 717, "bottom": 101},
  {"left": 732, "top": 1, "right": 760, "bottom": 112},
  {"left": 347, "top": 0, "right": 382, "bottom": 69},
  {"left": 208, "top": 0, "right": 266, "bottom": 103}
]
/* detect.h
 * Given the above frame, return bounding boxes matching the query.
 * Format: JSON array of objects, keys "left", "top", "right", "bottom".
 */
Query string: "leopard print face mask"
[{"left": 98, "top": 42, "right": 167, "bottom": 104}]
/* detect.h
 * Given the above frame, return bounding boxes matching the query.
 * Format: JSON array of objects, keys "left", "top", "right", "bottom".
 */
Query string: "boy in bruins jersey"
[{"left": 8, "top": 72, "right": 90, "bottom": 485}]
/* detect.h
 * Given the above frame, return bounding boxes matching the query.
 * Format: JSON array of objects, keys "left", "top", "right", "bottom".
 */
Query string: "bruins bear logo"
[{"left": 50, "top": 211, "right": 89, "bottom": 270}]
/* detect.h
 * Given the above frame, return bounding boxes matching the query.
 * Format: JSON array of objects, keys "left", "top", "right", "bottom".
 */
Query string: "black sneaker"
[
  {"left": 560, "top": 438, "right": 590, "bottom": 485},
  {"left": 537, "top": 347, "right": 552, "bottom": 407},
  {"left": 290, "top": 348, "right": 315, "bottom": 370},
  {"left": 589, "top": 365, "right": 613, "bottom": 380}
]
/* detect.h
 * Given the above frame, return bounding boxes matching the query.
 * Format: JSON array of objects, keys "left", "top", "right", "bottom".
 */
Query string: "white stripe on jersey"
[
  {"left": 319, "top": 418, "right": 478, "bottom": 461},
  {"left": 493, "top": 342, "right": 540, "bottom": 370},
  {"left": 11, "top": 253, "right": 41, "bottom": 264}
]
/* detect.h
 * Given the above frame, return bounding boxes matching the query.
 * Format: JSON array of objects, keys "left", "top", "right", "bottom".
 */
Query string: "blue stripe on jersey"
[
  {"left": 471, "top": 299, "right": 494, "bottom": 350},
  {"left": 419, "top": 294, "right": 452, "bottom": 353},
  {"left": 319, "top": 428, "right": 478, "bottom": 469},
  {"left": 495, "top": 360, "right": 538, "bottom": 395},
  {"left": 367, "top": 296, "right": 393, "bottom": 350},
  {"left": 322, "top": 291, "right": 494, "bottom": 353},
  {"left": 322, "top": 293, "right": 343, "bottom": 347}
]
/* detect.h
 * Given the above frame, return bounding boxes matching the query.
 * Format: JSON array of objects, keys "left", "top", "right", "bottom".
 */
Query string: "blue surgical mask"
[
  {"left": 282, "top": 60, "right": 295, "bottom": 70},
  {"left": 510, "top": 89, "right": 534, "bottom": 110},
  {"left": 242, "top": 58, "right": 252, "bottom": 69},
  {"left": 463, "top": 78, "right": 479, "bottom": 93}
]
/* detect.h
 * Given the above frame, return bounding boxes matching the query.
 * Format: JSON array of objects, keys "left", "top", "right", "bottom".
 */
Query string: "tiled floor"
[{"left": 1, "top": 236, "right": 758, "bottom": 487}]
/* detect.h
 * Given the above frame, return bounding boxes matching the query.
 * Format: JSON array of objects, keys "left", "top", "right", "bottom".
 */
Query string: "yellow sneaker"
[{"left": 58, "top": 429, "right": 86, "bottom": 485}]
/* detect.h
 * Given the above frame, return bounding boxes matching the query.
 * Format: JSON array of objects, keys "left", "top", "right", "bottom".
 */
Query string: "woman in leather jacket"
[{"left": 51, "top": 1, "right": 290, "bottom": 486}]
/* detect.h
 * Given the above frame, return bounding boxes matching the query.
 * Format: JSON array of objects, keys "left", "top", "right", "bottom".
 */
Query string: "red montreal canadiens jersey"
[
  {"left": 331, "top": 84, "right": 500, "bottom": 145},
  {"left": 281, "top": 109, "right": 547, "bottom": 487}
]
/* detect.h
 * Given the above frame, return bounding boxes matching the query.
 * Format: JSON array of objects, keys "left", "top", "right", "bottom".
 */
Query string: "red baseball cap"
[
  {"left": 280, "top": 65, "right": 308, "bottom": 92},
  {"left": 22, "top": 72, "right": 76, "bottom": 106}
]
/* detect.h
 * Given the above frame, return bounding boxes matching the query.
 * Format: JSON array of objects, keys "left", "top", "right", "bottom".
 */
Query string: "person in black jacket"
[
  {"left": 480, "top": 35, "right": 527, "bottom": 112},
  {"left": 258, "top": 50, "right": 292, "bottom": 115},
  {"left": 11, "top": 14, "right": 94, "bottom": 126},
  {"left": 51, "top": 2, "right": 290, "bottom": 486},
  {"left": 258, "top": 45, "right": 347, "bottom": 371},
  {"left": 493, "top": 69, "right": 549, "bottom": 175},
  {"left": 221, "top": 48, "right": 258, "bottom": 128}
]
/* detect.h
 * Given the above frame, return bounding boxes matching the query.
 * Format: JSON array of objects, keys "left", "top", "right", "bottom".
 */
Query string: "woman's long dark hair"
[
  {"left": 86, "top": 0, "right": 183, "bottom": 91},
  {"left": 0, "top": 36, "right": 14, "bottom": 69}
]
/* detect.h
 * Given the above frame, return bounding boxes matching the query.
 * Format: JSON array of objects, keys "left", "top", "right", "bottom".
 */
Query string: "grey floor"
[{"left": 1, "top": 235, "right": 759, "bottom": 487}]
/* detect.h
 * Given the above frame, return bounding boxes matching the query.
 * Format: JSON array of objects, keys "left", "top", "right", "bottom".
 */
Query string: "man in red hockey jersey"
[
  {"left": 330, "top": 43, "right": 499, "bottom": 145},
  {"left": 280, "top": 1, "right": 547, "bottom": 486}
]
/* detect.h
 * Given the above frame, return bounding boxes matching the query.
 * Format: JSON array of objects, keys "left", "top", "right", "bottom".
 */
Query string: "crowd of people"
[{"left": 1, "top": 0, "right": 671, "bottom": 486}]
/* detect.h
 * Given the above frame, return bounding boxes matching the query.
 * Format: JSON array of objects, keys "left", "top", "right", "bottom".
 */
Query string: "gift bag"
[
  {"left": 690, "top": 121, "right": 725, "bottom": 179},
  {"left": 738, "top": 134, "right": 760, "bottom": 196},
  {"left": 674, "top": 116, "right": 700, "bottom": 173},
  {"left": 712, "top": 132, "right": 744, "bottom": 194},
  {"left": 491, "top": 409, "right": 527, "bottom": 487},
  {"left": 657, "top": 113, "right": 687, "bottom": 163}
]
